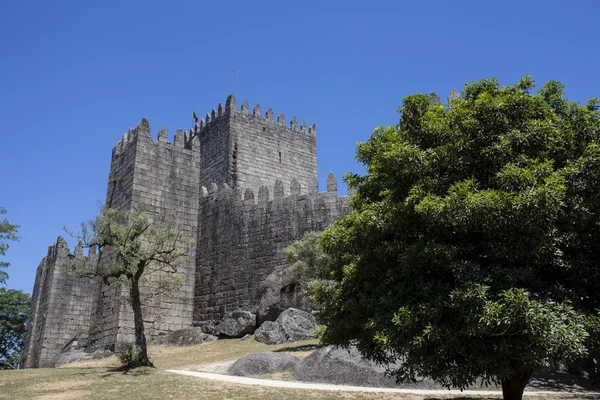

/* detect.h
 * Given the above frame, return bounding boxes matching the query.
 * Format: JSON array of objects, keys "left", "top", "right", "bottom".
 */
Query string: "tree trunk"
[
  {"left": 501, "top": 371, "right": 532, "bottom": 400},
  {"left": 130, "top": 278, "right": 153, "bottom": 367}
]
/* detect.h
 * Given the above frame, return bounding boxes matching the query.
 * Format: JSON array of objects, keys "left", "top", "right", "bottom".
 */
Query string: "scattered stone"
[
  {"left": 254, "top": 321, "right": 286, "bottom": 345},
  {"left": 277, "top": 308, "right": 319, "bottom": 342},
  {"left": 197, "top": 320, "right": 217, "bottom": 334},
  {"left": 152, "top": 327, "right": 217, "bottom": 346},
  {"left": 203, "top": 334, "right": 218, "bottom": 343},
  {"left": 254, "top": 308, "right": 319, "bottom": 345},
  {"left": 228, "top": 352, "right": 299, "bottom": 376},
  {"left": 211, "top": 310, "right": 256, "bottom": 338}
]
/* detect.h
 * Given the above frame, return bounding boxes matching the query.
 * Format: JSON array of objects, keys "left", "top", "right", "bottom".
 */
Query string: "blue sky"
[{"left": 1, "top": 0, "right": 599, "bottom": 294}]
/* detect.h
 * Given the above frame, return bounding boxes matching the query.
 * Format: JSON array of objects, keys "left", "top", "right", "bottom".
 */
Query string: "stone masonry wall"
[
  {"left": 87, "top": 119, "right": 201, "bottom": 350},
  {"left": 22, "top": 237, "right": 99, "bottom": 368},
  {"left": 194, "top": 174, "right": 349, "bottom": 322},
  {"left": 87, "top": 125, "right": 140, "bottom": 349},
  {"left": 196, "top": 95, "right": 318, "bottom": 195},
  {"left": 198, "top": 100, "right": 232, "bottom": 188},
  {"left": 230, "top": 97, "right": 317, "bottom": 194}
]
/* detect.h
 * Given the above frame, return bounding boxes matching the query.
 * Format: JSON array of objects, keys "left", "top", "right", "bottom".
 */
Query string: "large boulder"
[
  {"left": 228, "top": 352, "right": 299, "bottom": 376},
  {"left": 292, "top": 345, "right": 438, "bottom": 388},
  {"left": 292, "top": 345, "right": 398, "bottom": 387},
  {"left": 152, "top": 327, "right": 217, "bottom": 346},
  {"left": 257, "top": 267, "right": 316, "bottom": 325},
  {"left": 211, "top": 310, "right": 256, "bottom": 338},
  {"left": 277, "top": 308, "right": 319, "bottom": 341},
  {"left": 254, "top": 321, "right": 286, "bottom": 345},
  {"left": 255, "top": 308, "right": 319, "bottom": 345}
]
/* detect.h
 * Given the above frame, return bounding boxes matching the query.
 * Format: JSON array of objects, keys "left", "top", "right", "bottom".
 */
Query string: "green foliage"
[
  {"left": 73, "top": 205, "right": 188, "bottom": 293},
  {"left": 584, "top": 312, "right": 600, "bottom": 381},
  {"left": 283, "top": 231, "right": 334, "bottom": 303},
  {"left": 72, "top": 204, "right": 189, "bottom": 367},
  {"left": 0, "top": 288, "right": 30, "bottom": 369},
  {"left": 0, "top": 208, "right": 20, "bottom": 285},
  {"left": 319, "top": 77, "right": 600, "bottom": 397}
]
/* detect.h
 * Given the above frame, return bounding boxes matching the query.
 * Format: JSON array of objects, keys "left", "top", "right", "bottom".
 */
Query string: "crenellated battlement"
[
  {"left": 429, "top": 88, "right": 460, "bottom": 105},
  {"left": 111, "top": 118, "right": 200, "bottom": 157},
  {"left": 194, "top": 95, "right": 316, "bottom": 137},
  {"left": 199, "top": 172, "right": 349, "bottom": 207},
  {"left": 44, "top": 236, "right": 97, "bottom": 265}
]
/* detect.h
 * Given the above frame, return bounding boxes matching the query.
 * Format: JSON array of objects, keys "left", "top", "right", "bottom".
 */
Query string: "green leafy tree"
[
  {"left": 72, "top": 205, "right": 188, "bottom": 368},
  {"left": 0, "top": 208, "right": 20, "bottom": 285},
  {"left": 319, "top": 77, "right": 600, "bottom": 400},
  {"left": 283, "top": 231, "right": 334, "bottom": 304},
  {"left": 0, "top": 288, "right": 30, "bottom": 369}
]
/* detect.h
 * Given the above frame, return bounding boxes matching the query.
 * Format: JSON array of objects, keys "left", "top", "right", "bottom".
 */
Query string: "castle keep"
[{"left": 22, "top": 95, "right": 351, "bottom": 368}]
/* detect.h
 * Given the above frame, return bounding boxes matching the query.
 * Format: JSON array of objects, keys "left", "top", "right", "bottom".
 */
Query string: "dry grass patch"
[
  {"left": 31, "top": 379, "right": 95, "bottom": 392},
  {"left": 58, "top": 355, "right": 119, "bottom": 369},
  {"left": 2, "top": 338, "right": 597, "bottom": 400},
  {"left": 148, "top": 337, "right": 320, "bottom": 369},
  {"left": 33, "top": 390, "right": 93, "bottom": 400}
]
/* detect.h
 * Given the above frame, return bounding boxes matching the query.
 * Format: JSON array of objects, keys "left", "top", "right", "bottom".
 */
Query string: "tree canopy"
[
  {"left": 0, "top": 207, "right": 20, "bottom": 285},
  {"left": 318, "top": 77, "right": 600, "bottom": 400},
  {"left": 283, "top": 231, "right": 334, "bottom": 303},
  {"left": 73, "top": 205, "right": 188, "bottom": 368},
  {"left": 0, "top": 288, "right": 30, "bottom": 369}
]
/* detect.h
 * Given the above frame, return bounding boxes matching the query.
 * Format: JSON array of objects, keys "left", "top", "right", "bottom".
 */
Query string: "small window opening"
[
  {"left": 278, "top": 152, "right": 282, "bottom": 163},
  {"left": 263, "top": 127, "right": 266, "bottom": 132}
]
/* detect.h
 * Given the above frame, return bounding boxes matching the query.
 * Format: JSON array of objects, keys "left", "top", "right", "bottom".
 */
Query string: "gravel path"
[{"left": 166, "top": 369, "right": 599, "bottom": 397}]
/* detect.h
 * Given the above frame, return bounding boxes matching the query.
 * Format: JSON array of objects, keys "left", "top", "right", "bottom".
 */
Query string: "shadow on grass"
[
  {"left": 100, "top": 366, "right": 155, "bottom": 378},
  {"left": 424, "top": 398, "right": 499, "bottom": 400},
  {"left": 273, "top": 344, "right": 323, "bottom": 353}
]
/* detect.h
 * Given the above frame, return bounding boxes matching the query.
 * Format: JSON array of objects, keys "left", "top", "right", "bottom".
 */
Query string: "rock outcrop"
[
  {"left": 152, "top": 327, "right": 217, "bottom": 346},
  {"left": 257, "top": 267, "right": 315, "bottom": 326},
  {"left": 228, "top": 352, "right": 299, "bottom": 376},
  {"left": 292, "top": 345, "right": 438, "bottom": 388}
]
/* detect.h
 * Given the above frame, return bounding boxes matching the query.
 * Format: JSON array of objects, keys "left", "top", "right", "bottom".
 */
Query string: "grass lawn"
[{"left": 0, "top": 338, "right": 596, "bottom": 400}]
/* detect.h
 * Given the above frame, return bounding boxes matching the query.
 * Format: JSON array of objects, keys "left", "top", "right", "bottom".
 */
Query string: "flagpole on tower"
[{"left": 232, "top": 70, "right": 235, "bottom": 95}]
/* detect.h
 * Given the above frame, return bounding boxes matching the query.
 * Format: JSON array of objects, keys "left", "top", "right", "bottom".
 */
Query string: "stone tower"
[{"left": 197, "top": 95, "right": 317, "bottom": 193}]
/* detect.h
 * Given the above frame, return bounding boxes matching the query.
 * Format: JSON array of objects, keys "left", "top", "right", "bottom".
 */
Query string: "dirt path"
[{"left": 165, "top": 369, "right": 599, "bottom": 397}]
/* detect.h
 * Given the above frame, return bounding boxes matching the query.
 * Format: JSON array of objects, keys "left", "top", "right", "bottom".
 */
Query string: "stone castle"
[{"left": 21, "top": 95, "right": 352, "bottom": 368}]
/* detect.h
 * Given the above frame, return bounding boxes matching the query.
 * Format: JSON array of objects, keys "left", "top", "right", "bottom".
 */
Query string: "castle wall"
[
  {"left": 88, "top": 119, "right": 201, "bottom": 349},
  {"left": 194, "top": 175, "right": 349, "bottom": 322},
  {"left": 22, "top": 238, "right": 99, "bottom": 368},
  {"left": 21, "top": 256, "right": 49, "bottom": 368},
  {"left": 87, "top": 127, "right": 139, "bottom": 349}
]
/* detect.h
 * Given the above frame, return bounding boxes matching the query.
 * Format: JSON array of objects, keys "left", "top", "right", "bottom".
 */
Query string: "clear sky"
[{"left": 1, "top": 1, "right": 599, "bottom": 294}]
